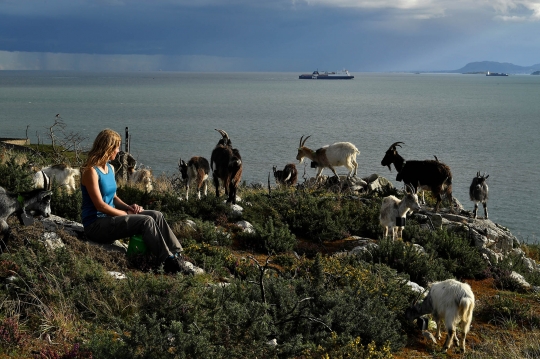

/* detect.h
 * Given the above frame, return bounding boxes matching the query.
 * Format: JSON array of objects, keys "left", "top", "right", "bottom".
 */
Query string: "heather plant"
[
  {"left": 352, "top": 237, "right": 451, "bottom": 286},
  {"left": 0, "top": 155, "right": 34, "bottom": 192},
  {"left": 236, "top": 216, "right": 296, "bottom": 253}
]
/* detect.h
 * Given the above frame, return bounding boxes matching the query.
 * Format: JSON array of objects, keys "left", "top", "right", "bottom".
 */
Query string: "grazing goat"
[
  {"left": 379, "top": 184, "right": 422, "bottom": 240},
  {"left": 469, "top": 171, "right": 489, "bottom": 219},
  {"left": 179, "top": 156, "right": 210, "bottom": 200},
  {"left": 33, "top": 164, "right": 80, "bottom": 193},
  {"left": 296, "top": 136, "right": 359, "bottom": 180},
  {"left": 381, "top": 142, "right": 453, "bottom": 212},
  {"left": 210, "top": 129, "right": 243, "bottom": 204},
  {"left": 273, "top": 163, "right": 298, "bottom": 187},
  {"left": 1, "top": 176, "right": 52, "bottom": 237},
  {"left": 128, "top": 168, "right": 153, "bottom": 192},
  {"left": 405, "top": 279, "right": 475, "bottom": 353}
]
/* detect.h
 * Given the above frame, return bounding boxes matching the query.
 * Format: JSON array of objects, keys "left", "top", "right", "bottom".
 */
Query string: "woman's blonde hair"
[{"left": 82, "top": 129, "right": 121, "bottom": 174}]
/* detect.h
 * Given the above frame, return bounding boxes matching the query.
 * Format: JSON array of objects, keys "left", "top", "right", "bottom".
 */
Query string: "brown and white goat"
[
  {"left": 469, "top": 171, "right": 489, "bottom": 219},
  {"left": 405, "top": 279, "right": 475, "bottom": 353},
  {"left": 381, "top": 142, "right": 453, "bottom": 212},
  {"left": 179, "top": 156, "right": 210, "bottom": 200},
  {"left": 296, "top": 135, "right": 359, "bottom": 180},
  {"left": 379, "top": 184, "right": 422, "bottom": 240},
  {"left": 210, "top": 129, "right": 243, "bottom": 204},
  {"left": 33, "top": 164, "right": 80, "bottom": 193},
  {"left": 273, "top": 163, "right": 298, "bottom": 187}
]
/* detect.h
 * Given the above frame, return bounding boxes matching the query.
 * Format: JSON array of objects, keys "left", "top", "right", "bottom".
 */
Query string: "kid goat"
[
  {"left": 1, "top": 174, "right": 52, "bottom": 238},
  {"left": 405, "top": 279, "right": 475, "bottom": 353},
  {"left": 379, "top": 184, "right": 422, "bottom": 240},
  {"left": 273, "top": 163, "right": 298, "bottom": 187},
  {"left": 179, "top": 156, "right": 210, "bottom": 200},
  {"left": 469, "top": 171, "right": 489, "bottom": 219},
  {"left": 381, "top": 142, "right": 453, "bottom": 212},
  {"left": 296, "top": 135, "right": 360, "bottom": 180},
  {"left": 210, "top": 129, "right": 243, "bottom": 204}
]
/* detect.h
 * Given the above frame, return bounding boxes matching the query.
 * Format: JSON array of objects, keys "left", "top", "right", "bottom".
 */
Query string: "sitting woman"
[{"left": 81, "top": 128, "right": 193, "bottom": 275}]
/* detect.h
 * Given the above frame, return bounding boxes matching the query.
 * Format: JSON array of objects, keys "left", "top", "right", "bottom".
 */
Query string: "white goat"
[
  {"left": 296, "top": 135, "right": 359, "bottom": 180},
  {"left": 405, "top": 279, "right": 475, "bottom": 353},
  {"left": 379, "top": 184, "right": 421, "bottom": 240},
  {"left": 128, "top": 168, "right": 153, "bottom": 192},
  {"left": 33, "top": 164, "right": 80, "bottom": 193}
]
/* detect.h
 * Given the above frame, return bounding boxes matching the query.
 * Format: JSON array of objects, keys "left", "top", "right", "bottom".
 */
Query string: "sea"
[{"left": 0, "top": 71, "right": 539, "bottom": 243}]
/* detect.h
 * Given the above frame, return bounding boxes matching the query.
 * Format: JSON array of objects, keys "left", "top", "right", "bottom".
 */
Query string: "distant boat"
[
  {"left": 486, "top": 71, "right": 508, "bottom": 76},
  {"left": 299, "top": 70, "right": 354, "bottom": 80}
]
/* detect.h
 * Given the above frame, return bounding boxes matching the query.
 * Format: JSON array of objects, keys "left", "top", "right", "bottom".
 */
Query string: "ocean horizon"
[{"left": 1, "top": 70, "right": 538, "bottom": 243}]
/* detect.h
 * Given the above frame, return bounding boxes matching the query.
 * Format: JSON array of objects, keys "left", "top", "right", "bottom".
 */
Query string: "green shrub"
[
  {"left": 237, "top": 217, "right": 297, "bottom": 254},
  {"left": 0, "top": 156, "right": 34, "bottom": 192}
]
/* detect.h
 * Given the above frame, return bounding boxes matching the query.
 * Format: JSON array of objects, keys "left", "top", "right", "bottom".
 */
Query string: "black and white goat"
[
  {"left": 33, "top": 164, "right": 80, "bottom": 193},
  {"left": 1, "top": 175, "right": 52, "bottom": 237},
  {"left": 273, "top": 163, "right": 298, "bottom": 187},
  {"left": 210, "top": 129, "right": 243, "bottom": 204},
  {"left": 405, "top": 279, "right": 475, "bottom": 353},
  {"left": 469, "top": 171, "right": 489, "bottom": 219},
  {"left": 379, "top": 184, "right": 422, "bottom": 240},
  {"left": 381, "top": 142, "right": 453, "bottom": 212},
  {"left": 296, "top": 135, "right": 360, "bottom": 180},
  {"left": 179, "top": 156, "right": 210, "bottom": 200}
]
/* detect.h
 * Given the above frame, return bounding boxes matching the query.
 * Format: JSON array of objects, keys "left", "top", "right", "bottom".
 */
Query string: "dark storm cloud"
[{"left": 1, "top": 0, "right": 540, "bottom": 71}]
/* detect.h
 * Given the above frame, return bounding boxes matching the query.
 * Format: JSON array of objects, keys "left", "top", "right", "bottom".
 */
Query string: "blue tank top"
[{"left": 81, "top": 163, "right": 117, "bottom": 227}]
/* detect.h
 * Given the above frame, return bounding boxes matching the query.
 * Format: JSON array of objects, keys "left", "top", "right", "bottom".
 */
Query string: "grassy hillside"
[{"left": 1, "top": 149, "right": 539, "bottom": 358}]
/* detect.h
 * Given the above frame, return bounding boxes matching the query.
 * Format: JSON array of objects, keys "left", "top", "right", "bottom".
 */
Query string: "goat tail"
[{"left": 458, "top": 297, "right": 475, "bottom": 328}]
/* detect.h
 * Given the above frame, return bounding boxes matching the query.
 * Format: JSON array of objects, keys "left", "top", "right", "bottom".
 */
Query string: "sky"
[{"left": 1, "top": 0, "right": 540, "bottom": 72}]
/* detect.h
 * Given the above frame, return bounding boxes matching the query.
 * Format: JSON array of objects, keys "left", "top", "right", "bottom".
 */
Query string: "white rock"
[{"left": 108, "top": 271, "right": 127, "bottom": 280}]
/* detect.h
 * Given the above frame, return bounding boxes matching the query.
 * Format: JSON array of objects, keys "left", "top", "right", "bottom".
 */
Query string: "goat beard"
[{"left": 387, "top": 165, "right": 392, "bottom": 171}]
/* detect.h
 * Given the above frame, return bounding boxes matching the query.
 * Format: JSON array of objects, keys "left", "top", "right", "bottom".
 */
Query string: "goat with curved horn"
[
  {"left": 380, "top": 142, "right": 453, "bottom": 212},
  {"left": 296, "top": 135, "right": 360, "bottom": 181}
]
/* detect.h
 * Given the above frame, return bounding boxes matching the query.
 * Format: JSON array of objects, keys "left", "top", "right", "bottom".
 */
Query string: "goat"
[
  {"left": 381, "top": 142, "right": 453, "bottom": 212},
  {"left": 127, "top": 167, "right": 153, "bottom": 192},
  {"left": 210, "top": 129, "right": 243, "bottom": 204},
  {"left": 1, "top": 174, "right": 52, "bottom": 237},
  {"left": 110, "top": 151, "right": 137, "bottom": 181},
  {"left": 296, "top": 136, "right": 359, "bottom": 181},
  {"left": 179, "top": 156, "right": 210, "bottom": 200},
  {"left": 405, "top": 279, "right": 475, "bottom": 353},
  {"left": 33, "top": 164, "right": 80, "bottom": 193},
  {"left": 379, "top": 184, "right": 422, "bottom": 240},
  {"left": 273, "top": 163, "right": 298, "bottom": 187},
  {"left": 469, "top": 171, "right": 489, "bottom": 219}
]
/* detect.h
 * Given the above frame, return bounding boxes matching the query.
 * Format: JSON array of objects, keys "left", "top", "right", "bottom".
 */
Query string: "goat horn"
[
  {"left": 388, "top": 141, "right": 404, "bottom": 151},
  {"left": 215, "top": 129, "right": 229, "bottom": 139},
  {"left": 411, "top": 287, "right": 428, "bottom": 306},
  {"left": 301, "top": 135, "right": 311, "bottom": 147},
  {"left": 42, "top": 171, "right": 50, "bottom": 191}
]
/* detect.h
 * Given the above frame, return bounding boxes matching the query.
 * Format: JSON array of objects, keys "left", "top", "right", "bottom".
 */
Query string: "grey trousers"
[{"left": 84, "top": 210, "right": 182, "bottom": 262}]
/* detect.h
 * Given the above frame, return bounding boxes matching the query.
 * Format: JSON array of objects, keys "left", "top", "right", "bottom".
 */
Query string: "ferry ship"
[
  {"left": 486, "top": 71, "right": 508, "bottom": 76},
  {"left": 299, "top": 69, "right": 354, "bottom": 80}
]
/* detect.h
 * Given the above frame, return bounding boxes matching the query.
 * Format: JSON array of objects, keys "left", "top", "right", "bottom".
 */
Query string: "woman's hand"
[{"left": 129, "top": 204, "right": 144, "bottom": 214}]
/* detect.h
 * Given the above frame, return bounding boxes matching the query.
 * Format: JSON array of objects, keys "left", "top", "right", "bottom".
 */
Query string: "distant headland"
[{"left": 421, "top": 61, "right": 540, "bottom": 75}]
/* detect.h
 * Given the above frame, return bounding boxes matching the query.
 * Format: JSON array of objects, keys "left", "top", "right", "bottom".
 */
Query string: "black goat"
[
  {"left": 179, "top": 156, "right": 211, "bottom": 200},
  {"left": 381, "top": 142, "right": 453, "bottom": 212},
  {"left": 273, "top": 163, "right": 298, "bottom": 187},
  {"left": 210, "top": 129, "right": 243, "bottom": 204},
  {"left": 1, "top": 177, "right": 52, "bottom": 237},
  {"left": 469, "top": 171, "right": 489, "bottom": 219}
]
